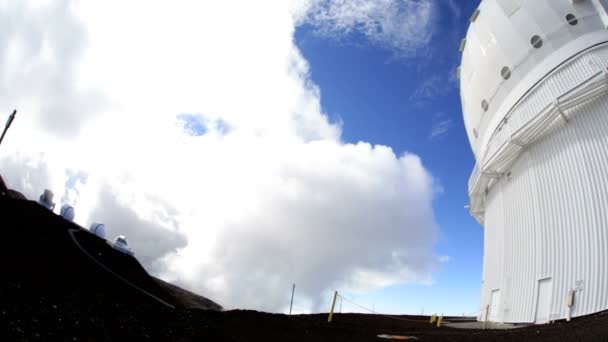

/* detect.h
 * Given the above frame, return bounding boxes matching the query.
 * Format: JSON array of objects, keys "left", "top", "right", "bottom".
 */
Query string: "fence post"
[
  {"left": 289, "top": 284, "right": 295, "bottom": 315},
  {"left": 483, "top": 304, "right": 489, "bottom": 330},
  {"left": 328, "top": 291, "right": 338, "bottom": 323}
]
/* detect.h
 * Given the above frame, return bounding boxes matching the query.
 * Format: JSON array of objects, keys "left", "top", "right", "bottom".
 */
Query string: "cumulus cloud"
[
  {"left": 166, "top": 143, "right": 437, "bottom": 311},
  {"left": 300, "top": 0, "right": 436, "bottom": 57},
  {"left": 0, "top": 1, "right": 105, "bottom": 139},
  {"left": 0, "top": 152, "right": 52, "bottom": 200},
  {"left": 0, "top": 0, "right": 441, "bottom": 312}
]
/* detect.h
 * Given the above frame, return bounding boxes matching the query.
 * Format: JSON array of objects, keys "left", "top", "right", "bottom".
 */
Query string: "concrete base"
[{"left": 444, "top": 321, "right": 528, "bottom": 330}]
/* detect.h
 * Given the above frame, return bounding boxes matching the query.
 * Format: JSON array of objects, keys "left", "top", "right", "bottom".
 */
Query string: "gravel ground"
[{"left": 2, "top": 197, "right": 608, "bottom": 341}]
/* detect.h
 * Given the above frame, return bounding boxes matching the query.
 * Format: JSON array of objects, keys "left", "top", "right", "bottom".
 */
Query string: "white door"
[
  {"left": 535, "top": 278, "right": 553, "bottom": 323},
  {"left": 489, "top": 289, "right": 501, "bottom": 321}
]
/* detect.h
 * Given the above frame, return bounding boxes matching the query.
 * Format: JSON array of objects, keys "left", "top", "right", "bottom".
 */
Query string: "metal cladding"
[{"left": 460, "top": 0, "right": 608, "bottom": 323}]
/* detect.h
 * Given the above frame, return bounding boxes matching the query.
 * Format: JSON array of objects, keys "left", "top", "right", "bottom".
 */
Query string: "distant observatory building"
[{"left": 460, "top": 0, "right": 608, "bottom": 323}]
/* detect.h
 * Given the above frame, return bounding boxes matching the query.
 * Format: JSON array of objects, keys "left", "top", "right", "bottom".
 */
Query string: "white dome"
[
  {"left": 38, "top": 189, "right": 55, "bottom": 210},
  {"left": 114, "top": 235, "right": 128, "bottom": 247},
  {"left": 460, "top": 0, "right": 608, "bottom": 159},
  {"left": 60, "top": 204, "right": 75, "bottom": 222},
  {"left": 112, "top": 235, "right": 134, "bottom": 256},
  {"left": 89, "top": 223, "right": 106, "bottom": 239}
]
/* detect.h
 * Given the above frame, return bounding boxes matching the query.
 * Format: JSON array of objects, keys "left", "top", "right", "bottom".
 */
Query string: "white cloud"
[
  {"left": 165, "top": 145, "right": 438, "bottom": 311},
  {"left": 0, "top": 0, "right": 105, "bottom": 139},
  {"left": 429, "top": 119, "right": 453, "bottom": 140},
  {"left": 429, "top": 112, "right": 454, "bottom": 141},
  {"left": 445, "top": 0, "right": 462, "bottom": 19},
  {"left": 0, "top": 0, "right": 440, "bottom": 312},
  {"left": 300, "top": 0, "right": 436, "bottom": 57},
  {"left": 410, "top": 72, "right": 459, "bottom": 103}
]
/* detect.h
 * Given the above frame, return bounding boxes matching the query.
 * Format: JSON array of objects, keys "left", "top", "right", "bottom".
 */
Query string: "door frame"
[
  {"left": 534, "top": 276, "right": 553, "bottom": 324},
  {"left": 489, "top": 288, "right": 502, "bottom": 322}
]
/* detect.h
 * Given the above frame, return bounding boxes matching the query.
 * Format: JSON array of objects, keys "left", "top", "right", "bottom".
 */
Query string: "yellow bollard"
[
  {"left": 328, "top": 291, "right": 338, "bottom": 323},
  {"left": 437, "top": 315, "right": 443, "bottom": 328},
  {"left": 429, "top": 314, "right": 436, "bottom": 324}
]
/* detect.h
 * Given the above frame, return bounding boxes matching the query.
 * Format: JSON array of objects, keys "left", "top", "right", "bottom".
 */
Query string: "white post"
[
  {"left": 483, "top": 304, "right": 489, "bottom": 330},
  {"left": 566, "top": 289, "right": 574, "bottom": 322}
]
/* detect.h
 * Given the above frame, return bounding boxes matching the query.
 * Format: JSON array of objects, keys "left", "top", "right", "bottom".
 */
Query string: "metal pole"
[
  {"left": 289, "top": 283, "right": 295, "bottom": 315},
  {"left": 0, "top": 110, "right": 17, "bottom": 148},
  {"left": 484, "top": 304, "right": 489, "bottom": 330},
  {"left": 328, "top": 291, "right": 338, "bottom": 323}
]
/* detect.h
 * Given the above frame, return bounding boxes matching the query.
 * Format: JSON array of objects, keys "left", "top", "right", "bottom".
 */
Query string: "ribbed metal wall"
[{"left": 480, "top": 45, "right": 608, "bottom": 323}]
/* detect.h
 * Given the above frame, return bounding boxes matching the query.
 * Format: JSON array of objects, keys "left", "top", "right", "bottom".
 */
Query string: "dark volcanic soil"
[{"left": 2, "top": 197, "right": 608, "bottom": 341}]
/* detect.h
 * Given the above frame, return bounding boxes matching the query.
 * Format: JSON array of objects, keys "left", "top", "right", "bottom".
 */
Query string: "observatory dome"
[
  {"left": 60, "top": 205, "right": 75, "bottom": 222},
  {"left": 461, "top": 0, "right": 608, "bottom": 324},
  {"left": 461, "top": 0, "right": 608, "bottom": 158},
  {"left": 90, "top": 223, "right": 106, "bottom": 239},
  {"left": 112, "top": 235, "right": 134, "bottom": 256},
  {"left": 38, "top": 189, "right": 55, "bottom": 211}
]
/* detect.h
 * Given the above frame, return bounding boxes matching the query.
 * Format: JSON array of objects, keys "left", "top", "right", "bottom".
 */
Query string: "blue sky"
[{"left": 294, "top": 0, "right": 483, "bottom": 315}]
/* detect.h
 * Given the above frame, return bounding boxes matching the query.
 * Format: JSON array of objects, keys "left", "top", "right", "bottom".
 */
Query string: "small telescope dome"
[
  {"left": 114, "top": 235, "right": 128, "bottom": 246},
  {"left": 89, "top": 223, "right": 106, "bottom": 239},
  {"left": 60, "top": 204, "right": 75, "bottom": 222},
  {"left": 112, "top": 235, "right": 134, "bottom": 256},
  {"left": 38, "top": 189, "right": 55, "bottom": 210}
]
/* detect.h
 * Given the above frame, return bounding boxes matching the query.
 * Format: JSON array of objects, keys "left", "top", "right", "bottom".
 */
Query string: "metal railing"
[{"left": 467, "top": 52, "right": 608, "bottom": 223}]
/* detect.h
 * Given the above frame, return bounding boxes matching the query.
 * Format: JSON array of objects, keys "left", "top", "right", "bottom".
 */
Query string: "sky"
[{"left": 0, "top": 0, "right": 483, "bottom": 315}]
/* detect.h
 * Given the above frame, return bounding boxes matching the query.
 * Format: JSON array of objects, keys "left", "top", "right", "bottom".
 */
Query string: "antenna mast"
[{"left": 0, "top": 109, "right": 17, "bottom": 148}]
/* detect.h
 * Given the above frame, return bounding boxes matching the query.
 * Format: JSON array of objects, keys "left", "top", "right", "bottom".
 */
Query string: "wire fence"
[
  {"left": 332, "top": 292, "right": 481, "bottom": 324},
  {"left": 336, "top": 293, "right": 435, "bottom": 323}
]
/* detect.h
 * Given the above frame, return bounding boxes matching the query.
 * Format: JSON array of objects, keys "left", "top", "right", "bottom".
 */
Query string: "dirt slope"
[
  {"left": 0, "top": 197, "right": 221, "bottom": 311},
  {"left": 2, "top": 197, "right": 608, "bottom": 341}
]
